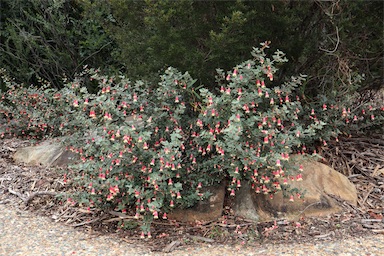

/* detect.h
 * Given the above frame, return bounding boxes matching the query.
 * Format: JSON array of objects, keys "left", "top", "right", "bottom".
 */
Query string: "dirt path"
[{"left": 1, "top": 203, "right": 383, "bottom": 256}]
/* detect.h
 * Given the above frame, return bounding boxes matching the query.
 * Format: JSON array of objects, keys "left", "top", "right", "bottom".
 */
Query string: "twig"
[
  {"left": 69, "top": 217, "right": 101, "bottom": 227},
  {"left": 163, "top": 240, "right": 182, "bottom": 253},
  {"left": 361, "top": 219, "right": 383, "bottom": 223},
  {"left": 7, "top": 188, "right": 26, "bottom": 202},
  {"left": 361, "top": 185, "right": 375, "bottom": 206},
  {"left": 109, "top": 210, "right": 138, "bottom": 219},
  {"left": 5, "top": 146, "right": 16, "bottom": 152},
  {"left": 8, "top": 188, "right": 58, "bottom": 205},
  {"left": 25, "top": 191, "right": 59, "bottom": 205},
  {"left": 186, "top": 234, "right": 215, "bottom": 243},
  {"left": 314, "top": 232, "right": 332, "bottom": 239},
  {"left": 319, "top": 26, "right": 340, "bottom": 54},
  {"left": 342, "top": 137, "right": 384, "bottom": 146},
  {"left": 297, "top": 201, "right": 322, "bottom": 216},
  {"left": 217, "top": 223, "right": 254, "bottom": 228},
  {"left": 362, "top": 224, "right": 380, "bottom": 229}
]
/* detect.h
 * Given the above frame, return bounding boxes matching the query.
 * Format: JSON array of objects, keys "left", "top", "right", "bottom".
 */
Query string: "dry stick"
[
  {"left": 109, "top": 210, "right": 135, "bottom": 218},
  {"left": 163, "top": 240, "right": 182, "bottom": 253},
  {"left": 103, "top": 216, "right": 136, "bottom": 223},
  {"left": 25, "top": 191, "right": 58, "bottom": 205},
  {"left": 186, "top": 234, "right": 215, "bottom": 243},
  {"left": 296, "top": 201, "right": 322, "bottom": 217},
  {"left": 7, "top": 188, "right": 26, "bottom": 202},
  {"left": 8, "top": 188, "right": 58, "bottom": 205},
  {"left": 70, "top": 217, "right": 101, "bottom": 227},
  {"left": 361, "top": 185, "right": 375, "bottom": 206},
  {"left": 52, "top": 207, "right": 71, "bottom": 221},
  {"left": 217, "top": 223, "right": 254, "bottom": 228},
  {"left": 314, "top": 233, "right": 332, "bottom": 239},
  {"left": 361, "top": 219, "right": 383, "bottom": 223},
  {"left": 344, "top": 137, "right": 384, "bottom": 146},
  {"left": 105, "top": 211, "right": 176, "bottom": 226}
]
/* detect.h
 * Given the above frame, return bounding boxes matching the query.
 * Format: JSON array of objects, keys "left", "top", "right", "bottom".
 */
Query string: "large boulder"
[
  {"left": 13, "top": 141, "right": 76, "bottom": 167},
  {"left": 234, "top": 158, "right": 358, "bottom": 221},
  {"left": 168, "top": 183, "right": 226, "bottom": 223},
  {"left": 232, "top": 182, "right": 260, "bottom": 221}
]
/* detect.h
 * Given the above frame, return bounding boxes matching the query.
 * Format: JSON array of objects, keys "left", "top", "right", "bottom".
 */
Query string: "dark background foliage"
[{"left": 1, "top": 0, "right": 383, "bottom": 97}]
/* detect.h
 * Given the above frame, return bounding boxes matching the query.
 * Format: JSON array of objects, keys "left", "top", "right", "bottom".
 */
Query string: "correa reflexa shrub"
[{"left": 1, "top": 43, "right": 383, "bottom": 237}]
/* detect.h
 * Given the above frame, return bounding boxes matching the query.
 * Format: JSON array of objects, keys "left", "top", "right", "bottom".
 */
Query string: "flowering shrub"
[
  {"left": 1, "top": 43, "right": 382, "bottom": 236},
  {"left": 294, "top": 74, "right": 384, "bottom": 150},
  {"left": 193, "top": 44, "right": 320, "bottom": 199}
]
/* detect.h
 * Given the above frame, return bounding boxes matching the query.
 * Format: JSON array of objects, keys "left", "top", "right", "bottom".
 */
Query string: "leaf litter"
[{"left": 0, "top": 136, "right": 383, "bottom": 252}]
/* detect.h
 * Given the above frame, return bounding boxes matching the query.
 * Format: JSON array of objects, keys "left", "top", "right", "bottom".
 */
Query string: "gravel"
[{"left": 1, "top": 203, "right": 383, "bottom": 256}]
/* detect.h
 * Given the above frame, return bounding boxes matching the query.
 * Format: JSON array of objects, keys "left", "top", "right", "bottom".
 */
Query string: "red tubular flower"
[
  {"left": 89, "top": 110, "right": 96, "bottom": 118},
  {"left": 322, "top": 104, "right": 327, "bottom": 110},
  {"left": 258, "top": 88, "right": 263, "bottom": 96},
  {"left": 296, "top": 174, "right": 303, "bottom": 181}
]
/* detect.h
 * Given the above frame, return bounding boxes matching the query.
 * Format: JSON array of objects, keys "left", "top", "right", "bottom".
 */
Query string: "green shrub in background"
[
  {"left": 1, "top": 45, "right": 383, "bottom": 237},
  {"left": 2, "top": 0, "right": 381, "bottom": 99},
  {"left": 0, "top": 0, "right": 117, "bottom": 90}
]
